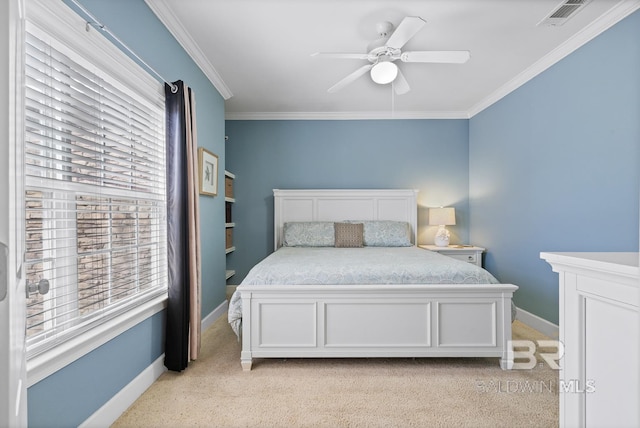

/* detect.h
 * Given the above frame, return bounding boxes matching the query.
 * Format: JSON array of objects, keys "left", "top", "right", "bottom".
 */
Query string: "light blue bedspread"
[{"left": 228, "top": 246, "right": 502, "bottom": 336}]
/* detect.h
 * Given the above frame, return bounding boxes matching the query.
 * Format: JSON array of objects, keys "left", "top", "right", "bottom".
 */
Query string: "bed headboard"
[{"left": 273, "top": 189, "right": 419, "bottom": 250}]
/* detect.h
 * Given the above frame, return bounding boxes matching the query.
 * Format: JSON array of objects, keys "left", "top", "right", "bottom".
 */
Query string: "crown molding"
[
  {"left": 146, "top": 0, "right": 639, "bottom": 120},
  {"left": 467, "top": 0, "right": 640, "bottom": 118},
  {"left": 144, "top": 0, "right": 233, "bottom": 100},
  {"left": 225, "top": 110, "right": 470, "bottom": 121}
]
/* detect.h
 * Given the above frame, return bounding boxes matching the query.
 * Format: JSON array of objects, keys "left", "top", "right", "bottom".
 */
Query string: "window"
[{"left": 23, "top": 4, "right": 167, "bottom": 359}]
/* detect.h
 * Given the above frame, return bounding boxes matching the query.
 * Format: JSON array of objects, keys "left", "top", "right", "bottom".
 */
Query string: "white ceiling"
[{"left": 146, "top": 0, "right": 639, "bottom": 119}]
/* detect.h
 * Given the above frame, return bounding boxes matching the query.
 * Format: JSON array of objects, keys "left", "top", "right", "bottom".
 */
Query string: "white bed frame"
[{"left": 238, "top": 189, "right": 517, "bottom": 371}]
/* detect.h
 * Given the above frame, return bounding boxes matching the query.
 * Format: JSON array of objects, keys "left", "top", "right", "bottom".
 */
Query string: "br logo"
[{"left": 507, "top": 340, "right": 564, "bottom": 370}]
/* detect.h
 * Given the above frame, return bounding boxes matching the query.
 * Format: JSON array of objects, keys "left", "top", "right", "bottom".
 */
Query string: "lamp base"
[
  {"left": 434, "top": 235, "right": 450, "bottom": 247},
  {"left": 434, "top": 226, "right": 450, "bottom": 247}
]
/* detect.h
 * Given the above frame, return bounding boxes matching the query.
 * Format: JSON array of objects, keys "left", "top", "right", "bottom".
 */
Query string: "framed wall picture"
[{"left": 198, "top": 147, "right": 218, "bottom": 196}]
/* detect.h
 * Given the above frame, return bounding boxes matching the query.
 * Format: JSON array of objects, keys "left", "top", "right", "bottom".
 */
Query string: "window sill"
[{"left": 26, "top": 294, "right": 167, "bottom": 387}]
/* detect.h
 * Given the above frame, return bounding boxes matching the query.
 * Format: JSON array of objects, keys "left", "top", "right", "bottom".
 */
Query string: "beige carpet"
[{"left": 112, "top": 317, "right": 558, "bottom": 428}]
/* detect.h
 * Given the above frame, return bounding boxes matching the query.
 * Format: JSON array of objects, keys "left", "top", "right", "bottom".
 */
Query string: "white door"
[{"left": 0, "top": 0, "right": 27, "bottom": 426}]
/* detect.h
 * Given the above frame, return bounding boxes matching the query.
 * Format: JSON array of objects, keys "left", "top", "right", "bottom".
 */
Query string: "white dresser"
[{"left": 541, "top": 252, "right": 639, "bottom": 428}]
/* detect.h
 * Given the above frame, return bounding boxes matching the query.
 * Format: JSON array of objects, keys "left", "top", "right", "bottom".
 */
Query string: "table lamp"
[{"left": 429, "top": 207, "right": 456, "bottom": 247}]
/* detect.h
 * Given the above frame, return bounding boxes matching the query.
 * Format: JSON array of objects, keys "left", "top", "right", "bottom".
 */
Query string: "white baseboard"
[
  {"left": 79, "top": 354, "right": 166, "bottom": 428},
  {"left": 80, "top": 300, "right": 228, "bottom": 428},
  {"left": 202, "top": 299, "right": 228, "bottom": 331},
  {"left": 515, "top": 306, "right": 559, "bottom": 339}
]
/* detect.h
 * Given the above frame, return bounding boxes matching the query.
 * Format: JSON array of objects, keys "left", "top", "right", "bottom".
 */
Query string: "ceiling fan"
[{"left": 312, "top": 16, "right": 470, "bottom": 95}]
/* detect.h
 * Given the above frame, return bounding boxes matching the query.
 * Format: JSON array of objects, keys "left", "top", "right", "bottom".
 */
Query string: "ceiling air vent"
[{"left": 538, "top": 0, "right": 590, "bottom": 26}]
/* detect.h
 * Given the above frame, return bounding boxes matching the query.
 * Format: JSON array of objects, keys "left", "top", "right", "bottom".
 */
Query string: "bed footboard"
[{"left": 239, "top": 283, "right": 517, "bottom": 371}]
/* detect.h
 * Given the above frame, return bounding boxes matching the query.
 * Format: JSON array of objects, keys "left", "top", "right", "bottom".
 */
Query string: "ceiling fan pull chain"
[{"left": 391, "top": 81, "right": 395, "bottom": 118}]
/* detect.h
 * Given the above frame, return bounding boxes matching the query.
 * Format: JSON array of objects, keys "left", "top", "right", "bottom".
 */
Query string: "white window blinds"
[{"left": 24, "top": 22, "right": 167, "bottom": 358}]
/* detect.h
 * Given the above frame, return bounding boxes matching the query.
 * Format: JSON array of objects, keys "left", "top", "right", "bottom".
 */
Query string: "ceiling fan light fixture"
[{"left": 370, "top": 61, "right": 398, "bottom": 84}]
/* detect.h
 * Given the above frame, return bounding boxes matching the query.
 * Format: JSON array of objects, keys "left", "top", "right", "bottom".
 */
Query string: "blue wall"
[
  {"left": 469, "top": 10, "right": 640, "bottom": 324},
  {"left": 28, "top": 314, "right": 165, "bottom": 428},
  {"left": 28, "top": 1, "right": 226, "bottom": 426},
  {"left": 225, "top": 119, "right": 469, "bottom": 282}
]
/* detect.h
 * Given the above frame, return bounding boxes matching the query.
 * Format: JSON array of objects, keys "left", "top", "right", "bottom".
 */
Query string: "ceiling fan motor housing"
[
  {"left": 366, "top": 37, "right": 388, "bottom": 54},
  {"left": 367, "top": 45, "right": 401, "bottom": 63}
]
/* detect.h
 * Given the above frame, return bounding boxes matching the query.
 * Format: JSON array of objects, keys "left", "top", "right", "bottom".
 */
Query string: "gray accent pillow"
[{"left": 334, "top": 222, "right": 364, "bottom": 248}]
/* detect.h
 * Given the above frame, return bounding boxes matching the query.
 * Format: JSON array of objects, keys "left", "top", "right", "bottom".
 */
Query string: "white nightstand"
[{"left": 419, "top": 245, "right": 485, "bottom": 267}]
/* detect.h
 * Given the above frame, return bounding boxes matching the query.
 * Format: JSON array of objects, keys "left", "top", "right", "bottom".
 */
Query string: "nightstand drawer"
[
  {"left": 419, "top": 245, "right": 485, "bottom": 268},
  {"left": 448, "top": 253, "right": 477, "bottom": 264}
]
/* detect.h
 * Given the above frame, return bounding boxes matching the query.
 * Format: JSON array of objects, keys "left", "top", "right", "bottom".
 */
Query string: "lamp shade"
[
  {"left": 370, "top": 61, "right": 398, "bottom": 84},
  {"left": 429, "top": 207, "right": 456, "bottom": 226}
]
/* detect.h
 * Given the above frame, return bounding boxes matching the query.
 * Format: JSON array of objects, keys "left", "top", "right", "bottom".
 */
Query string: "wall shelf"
[{"left": 225, "top": 169, "right": 236, "bottom": 280}]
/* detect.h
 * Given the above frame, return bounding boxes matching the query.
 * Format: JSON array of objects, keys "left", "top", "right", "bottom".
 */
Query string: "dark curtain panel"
[
  {"left": 165, "top": 81, "right": 189, "bottom": 371},
  {"left": 164, "top": 80, "right": 201, "bottom": 371}
]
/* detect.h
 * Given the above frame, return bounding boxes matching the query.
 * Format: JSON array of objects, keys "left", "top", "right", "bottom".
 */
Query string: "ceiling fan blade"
[
  {"left": 312, "top": 52, "right": 370, "bottom": 60},
  {"left": 327, "top": 64, "right": 373, "bottom": 93},
  {"left": 400, "top": 50, "right": 470, "bottom": 64},
  {"left": 386, "top": 16, "right": 426, "bottom": 50},
  {"left": 393, "top": 69, "right": 410, "bottom": 95}
]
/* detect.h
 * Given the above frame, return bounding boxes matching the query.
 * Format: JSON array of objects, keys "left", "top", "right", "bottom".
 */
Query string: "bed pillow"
[
  {"left": 349, "top": 220, "right": 412, "bottom": 247},
  {"left": 283, "top": 222, "right": 335, "bottom": 247},
  {"left": 334, "top": 222, "right": 364, "bottom": 248}
]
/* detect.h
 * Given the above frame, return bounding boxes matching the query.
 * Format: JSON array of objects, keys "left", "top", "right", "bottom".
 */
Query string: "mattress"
[{"left": 228, "top": 246, "right": 501, "bottom": 336}]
